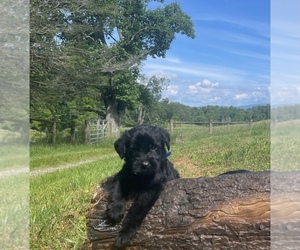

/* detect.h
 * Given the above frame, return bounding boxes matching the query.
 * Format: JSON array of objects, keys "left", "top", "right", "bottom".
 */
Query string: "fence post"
[
  {"left": 52, "top": 121, "right": 57, "bottom": 144},
  {"left": 169, "top": 119, "right": 174, "bottom": 133},
  {"left": 108, "top": 122, "right": 113, "bottom": 136},
  {"left": 84, "top": 120, "right": 90, "bottom": 144},
  {"left": 249, "top": 119, "right": 253, "bottom": 128},
  {"left": 70, "top": 123, "right": 76, "bottom": 143},
  {"left": 209, "top": 120, "right": 213, "bottom": 135}
]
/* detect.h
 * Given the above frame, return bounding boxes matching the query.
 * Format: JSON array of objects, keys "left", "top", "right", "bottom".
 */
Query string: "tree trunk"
[
  {"left": 137, "top": 104, "right": 146, "bottom": 125},
  {"left": 86, "top": 171, "right": 282, "bottom": 249},
  {"left": 103, "top": 75, "right": 122, "bottom": 135},
  {"left": 105, "top": 98, "right": 121, "bottom": 135},
  {"left": 271, "top": 171, "right": 300, "bottom": 250},
  {"left": 52, "top": 121, "right": 56, "bottom": 144}
]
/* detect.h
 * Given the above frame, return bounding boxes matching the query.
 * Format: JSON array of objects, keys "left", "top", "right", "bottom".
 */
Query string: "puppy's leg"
[
  {"left": 114, "top": 185, "right": 163, "bottom": 247},
  {"left": 104, "top": 180, "right": 127, "bottom": 224}
]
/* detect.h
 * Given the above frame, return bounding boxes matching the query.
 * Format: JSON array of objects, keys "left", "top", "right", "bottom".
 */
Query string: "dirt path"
[
  {"left": 0, "top": 168, "right": 28, "bottom": 178},
  {"left": 1, "top": 154, "right": 117, "bottom": 178},
  {"left": 30, "top": 159, "right": 98, "bottom": 177}
]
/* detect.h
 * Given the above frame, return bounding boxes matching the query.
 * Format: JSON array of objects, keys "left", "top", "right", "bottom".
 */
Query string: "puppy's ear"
[
  {"left": 160, "top": 128, "right": 170, "bottom": 151},
  {"left": 114, "top": 132, "right": 129, "bottom": 159}
]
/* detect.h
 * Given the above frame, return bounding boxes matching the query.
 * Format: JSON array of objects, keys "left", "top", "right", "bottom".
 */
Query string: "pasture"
[{"left": 30, "top": 121, "right": 270, "bottom": 249}]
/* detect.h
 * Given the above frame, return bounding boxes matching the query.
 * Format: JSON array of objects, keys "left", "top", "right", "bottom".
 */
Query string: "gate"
[{"left": 89, "top": 119, "right": 107, "bottom": 144}]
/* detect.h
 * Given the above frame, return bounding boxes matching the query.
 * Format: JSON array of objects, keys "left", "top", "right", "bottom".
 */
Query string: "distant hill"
[{"left": 237, "top": 103, "right": 270, "bottom": 109}]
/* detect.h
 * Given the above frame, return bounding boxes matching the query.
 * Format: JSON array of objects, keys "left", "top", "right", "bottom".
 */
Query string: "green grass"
[
  {"left": 30, "top": 139, "right": 116, "bottom": 170},
  {"left": 30, "top": 157, "right": 121, "bottom": 250},
  {"left": 170, "top": 120, "right": 270, "bottom": 177},
  {"left": 0, "top": 174, "right": 29, "bottom": 250},
  {"left": 0, "top": 145, "right": 29, "bottom": 171},
  {"left": 271, "top": 119, "right": 300, "bottom": 171},
  {"left": 30, "top": 121, "right": 270, "bottom": 249}
]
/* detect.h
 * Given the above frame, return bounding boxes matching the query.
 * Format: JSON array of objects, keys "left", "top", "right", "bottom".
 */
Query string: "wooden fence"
[{"left": 169, "top": 119, "right": 253, "bottom": 135}]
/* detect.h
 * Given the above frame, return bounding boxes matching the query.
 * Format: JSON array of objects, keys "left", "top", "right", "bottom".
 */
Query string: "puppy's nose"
[{"left": 142, "top": 161, "right": 150, "bottom": 168}]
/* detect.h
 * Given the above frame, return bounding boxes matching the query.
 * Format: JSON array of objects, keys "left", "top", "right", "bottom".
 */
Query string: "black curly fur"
[{"left": 103, "top": 124, "right": 180, "bottom": 248}]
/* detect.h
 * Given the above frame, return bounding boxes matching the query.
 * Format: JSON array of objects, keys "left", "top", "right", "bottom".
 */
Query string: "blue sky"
[
  {"left": 271, "top": 0, "right": 300, "bottom": 107},
  {"left": 142, "top": 0, "right": 270, "bottom": 107}
]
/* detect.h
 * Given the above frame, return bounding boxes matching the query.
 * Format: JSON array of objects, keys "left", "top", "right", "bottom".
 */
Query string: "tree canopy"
[{"left": 30, "top": 0, "right": 195, "bottom": 135}]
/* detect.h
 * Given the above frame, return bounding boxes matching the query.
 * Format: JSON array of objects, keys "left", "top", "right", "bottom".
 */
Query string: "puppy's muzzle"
[{"left": 133, "top": 160, "right": 151, "bottom": 175}]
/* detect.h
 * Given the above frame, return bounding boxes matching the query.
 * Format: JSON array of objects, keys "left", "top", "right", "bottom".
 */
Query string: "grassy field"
[
  {"left": 171, "top": 121, "right": 270, "bottom": 177},
  {"left": 271, "top": 119, "right": 300, "bottom": 171},
  {"left": 30, "top": 121, "right": 270, "bottom": 249},
  {"left": 0, "top": 174, "right": 29, "bottom": 250}
]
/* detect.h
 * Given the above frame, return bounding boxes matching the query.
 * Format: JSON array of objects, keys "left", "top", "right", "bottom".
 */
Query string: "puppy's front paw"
[
  {"left": 114, "top": 228, "right": 136, "bottom": 248},
  {"left": 104, "top": 206, "right": 124, "bottom": 225},
  {"left": 104, "top": 208, "right": 124, "bottom": 225}
]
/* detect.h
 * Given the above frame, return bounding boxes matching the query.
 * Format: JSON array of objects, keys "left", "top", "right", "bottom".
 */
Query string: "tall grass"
[{"left": 30, "top": 121, "right": 270, "bottom": 249}]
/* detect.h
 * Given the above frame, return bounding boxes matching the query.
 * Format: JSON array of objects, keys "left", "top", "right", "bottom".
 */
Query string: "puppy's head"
[{"left": 114, "top": 124, "right": 171, "bottom": 175}]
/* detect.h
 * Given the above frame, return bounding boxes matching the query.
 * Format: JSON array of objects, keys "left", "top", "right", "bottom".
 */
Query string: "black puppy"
[{"left": 104, "top": 124, "right": 179, "bottom": 247}]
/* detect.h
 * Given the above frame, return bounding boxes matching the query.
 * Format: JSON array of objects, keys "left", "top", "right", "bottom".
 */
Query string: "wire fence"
[{"left": 169, "top": 119, "right": 253, "bottom": 135}]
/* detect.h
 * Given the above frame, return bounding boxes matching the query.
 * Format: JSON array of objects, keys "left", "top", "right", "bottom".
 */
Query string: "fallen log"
[
  {"left": 271, "top": 171, "right": 300, "bottom": 250},
  {"left": 86, "top": 171, "right": 300, "bottom": 249}
]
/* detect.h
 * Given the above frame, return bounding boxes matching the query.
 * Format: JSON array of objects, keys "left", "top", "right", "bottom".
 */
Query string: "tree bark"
[
  {"left": 87, "top": 171, "right": 293, "bottom": 249},
  {"left": 103, "top": 76, "right": 121, "bottom": 135},
  {"left": 271, "top": 171, "right": 300, "bottom": 250},
  {"left": 86, "top": 171, "right": 300, "bottom": 249},
  {"left": 137, "top": 104, "right": 146, "bottom": 125},
  {"left": 105, "top": 99, "right": 121, "bottom": 135}
]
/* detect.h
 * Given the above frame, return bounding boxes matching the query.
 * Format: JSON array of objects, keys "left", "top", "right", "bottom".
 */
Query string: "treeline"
[
  {"left": 123, "top": 102, "right": 270, "bottom": 127},
  {"left": 272, "top": 104, "right": 300, "bottom": 122}
]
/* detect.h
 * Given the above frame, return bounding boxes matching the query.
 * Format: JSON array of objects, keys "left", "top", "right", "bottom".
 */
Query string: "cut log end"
[{"left": 86, "top": 171, "right": 300, "bottom": 249}]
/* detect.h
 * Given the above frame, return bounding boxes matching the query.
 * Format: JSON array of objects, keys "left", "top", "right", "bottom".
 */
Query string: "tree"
[
  {"left": 100, "top": 0, "right": 195, "bottom": 132},
  {"left": 0, "top": 1, "right": 29, "bottom": 129},
  {"left": 30, "top": 0, "right": 195, "bottom": 135},
  {"left": 136, "top": 76, "right": 169, "bottom": 125}
]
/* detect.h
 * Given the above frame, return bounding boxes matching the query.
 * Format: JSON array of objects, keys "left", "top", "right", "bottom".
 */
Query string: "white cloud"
[
  {"left": 188, "top": 79, "right": 219, "bottom": 94},
  {"left": 165, "top": 85, "right": 179, "bottom": 96},
  {"left": 144, "top": 69, "right": 178, "bottom": 81},
  {"left": 234, "top": 93, "right": 248, "bottom": 99},
  {"left": 194, "top": 16, "right": 270, "bottom": 38},
  {"left": 143, "top": 58, "right": 246, "bottom": 83},
  {"left": 165, "top": 56, "right": 181, "bottom": 64},
  {"left": 210, "top": 96, "right": 221, "bottom": 102},
  {"left": 221, "top": 31, "right": 269, "bottom": 48},
  {"left": 225, "top": 49, "right": 269, "bottom": 61},
  {"left": 271, "top": 85, "right": 300, "bottom": 106}
]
